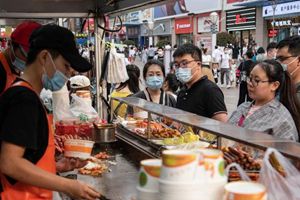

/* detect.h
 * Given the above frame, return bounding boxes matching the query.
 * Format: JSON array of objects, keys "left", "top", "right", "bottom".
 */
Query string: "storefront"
[
  {"left": 153, "top": 19, "right": 172, "bottom": 47},
  {"left": 226, "top": 7, "right": 256, "bottom": 51},
  {"left": 197, "top": 12, "right": 221, "bottom": 53},
  {"left": 175, "top": 17, "right": 193, "bottom": 46},
  {"left": 263, "top": 1, "right": 300, "bottom": 43},
  {"left": 126, "top": 25, "right": 140, "bottom": 46}
]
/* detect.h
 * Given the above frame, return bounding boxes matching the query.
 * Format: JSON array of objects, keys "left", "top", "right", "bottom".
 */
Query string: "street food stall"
[{"left": 1, "top": 1, "right": 300, "bottom": 199}]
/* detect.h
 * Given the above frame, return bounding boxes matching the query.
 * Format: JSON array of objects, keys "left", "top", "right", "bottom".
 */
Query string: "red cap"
[{"left": 10, "top": 21, "right": 42, "bottom": 53}]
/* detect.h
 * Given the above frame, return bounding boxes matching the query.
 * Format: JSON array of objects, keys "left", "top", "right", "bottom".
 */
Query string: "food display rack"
[{"left": 112, "top": 97, "right": 300, "bottom": 162}]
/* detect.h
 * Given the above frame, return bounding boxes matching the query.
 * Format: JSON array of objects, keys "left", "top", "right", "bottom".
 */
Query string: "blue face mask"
[
  {"left": 146, "top": 76, "right": 164, "bottom": 90},
  {"left": 175, "top": 68, "right": 192, "bottom": 83},
  {"left": 42, "top": 54, "right": 68, "bottom": 91},
  {"left": 11, "top": 46, "right": 26, "bottom": 72}
]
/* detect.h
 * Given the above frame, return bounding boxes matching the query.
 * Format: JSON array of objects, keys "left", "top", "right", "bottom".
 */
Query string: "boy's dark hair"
[
  {"left": 277, "top": 36, "right": 300, "bottom": 56},
  {"left": 257, "top": 47, "right": 265, "bottom": 54},
  {"left": 165, "top": 73, "right": 179, "bottom": 93},
  {"left": 143, "top": 59, "right": 165, "bottom": 79},
  {"left": 267, "top": 42, "right": 277, "bottom": 52},
  {"left": 245, "top": 50, "right": 254, "bottom": 59},
  {"left": 173, "top": 44, "right": 202, "bottom": 62}
]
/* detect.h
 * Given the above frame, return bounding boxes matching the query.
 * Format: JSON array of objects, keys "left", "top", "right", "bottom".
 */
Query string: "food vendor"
[
  {"left": 0, "top": 21, "right": 41, "bottom": 95},
  {"left": 229, "top": 60, "right": 300, "bottom": 141},
  {"left": 0, "top": 24, "right": 100, "bottom": 200},
  {"left": 173, "top": 44, "right": 228, "bottom": 122},
  {"left": 127, "top": 60, "right": 176, "bottom": 118}
]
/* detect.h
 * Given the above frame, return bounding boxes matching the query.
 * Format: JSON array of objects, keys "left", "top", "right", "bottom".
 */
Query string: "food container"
[
  {"left": 139, "top": 159, "right": 161, "bottom": 191},
  {"left": 92, "top": 123, "right": 116, "bottom": 143},
  {"left": 224, "top": 181, "right": 267, "bottom": 200},
  {"left": 64, "top": 139, "right": 94, "bottom": 159},
  {"left": 161, "top": 150, "right": 198, "bottom": 181}
]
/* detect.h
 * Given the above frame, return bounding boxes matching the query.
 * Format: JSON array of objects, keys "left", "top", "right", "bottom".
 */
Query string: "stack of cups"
[
  {"left": 159, "top": 149, "right": 227, "bottom": 200},
  {"left": 137, "top": 159, "right": 161, "bottom": 200},
  {"left": 224, "top": 181, "right": 267, "bottom": 200},
  {"left": 159, "top": 150, "right": 203, "bottom": 200}
]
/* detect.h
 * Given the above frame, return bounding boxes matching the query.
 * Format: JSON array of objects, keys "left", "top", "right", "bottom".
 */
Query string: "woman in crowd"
[
  {"left": 163, "top": 73, "right": 180, "bottom": 99},
  {"left": 201, "top": 48, "right": 215, "bottom": 82},
  {"left": 229, "top": 59, "right": 300, "bottom": 141},
  {"left": 128, "top": 60, "right": 176, "bottom": 117},
  {"left": 237, "top": 50, "right": 255, "bottom": 106},
  {"left": 110, "top": 64, "right": 140, "bottom": 118}
]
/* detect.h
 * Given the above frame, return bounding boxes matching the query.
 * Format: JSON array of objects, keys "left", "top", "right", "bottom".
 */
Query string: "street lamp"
[
  {"left": 270, "top": 0, "right": 277, "bottom": 41},
  {"left": 143, "top": 20, "right": 154, "bottom": 47},
  {"left": 210, "top": 12, "right": 218, "bottom": 52}
]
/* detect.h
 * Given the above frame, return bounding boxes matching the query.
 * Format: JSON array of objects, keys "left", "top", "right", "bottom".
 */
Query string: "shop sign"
[
  {"left": 268, "top": 29, "right": 278, "bottom": 38},
  {"left": 226, "top": 7, "right": 256, "bottom": 30},
  {"left": 271, "top": 20, "right": 292, "bottom": 27},
  {"left": 153, "top": 20, "right": 171, "bottom": 36},
  {"left": 263, "top": 1, "right": 300, "bottom": 17},
  {"left": 235, "top": 14, "right": 247, "bottom": 24},
  {"left": 175, "top": 18, "right": 193, "bottom": 34},
  {"left": 198, "top": 16, "right": 220, "bottom": 33}
]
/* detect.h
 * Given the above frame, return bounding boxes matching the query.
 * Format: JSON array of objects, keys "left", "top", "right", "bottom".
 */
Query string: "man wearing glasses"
[
  {"left": 173, "top": 44, "right": 228, "bottom": 122},
  {"left": 277, "top": 36, "right": 300, "bottom": 102}
]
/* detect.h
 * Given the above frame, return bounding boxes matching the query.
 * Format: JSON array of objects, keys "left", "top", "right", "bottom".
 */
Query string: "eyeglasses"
[
  {"left": 275, "top": 55, "right": 297, "bottom": 62},
  {"left": 246, "top": 77, "right": 270, "bottom": 87},
  {"left": 173, "top": 60, "right": 199, "bottom": 69}
]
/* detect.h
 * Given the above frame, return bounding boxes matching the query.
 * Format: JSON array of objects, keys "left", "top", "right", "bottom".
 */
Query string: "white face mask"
[{"left": 282, "top": 56, "right": 299, "bottom": 76}]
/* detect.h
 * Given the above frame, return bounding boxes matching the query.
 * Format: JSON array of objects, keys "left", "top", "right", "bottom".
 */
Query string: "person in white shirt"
[
  {"left": 129, "top": 46, "right": 136, "bottom": 63},
  {"left": 202, "top": 48, "right": 212, "bottom": 67},
  {"left": 220, "top": 47, "right": 231, "bottom": 88},
  {"left": 212, "top": 46, "right": 222, "bottom": 67}
]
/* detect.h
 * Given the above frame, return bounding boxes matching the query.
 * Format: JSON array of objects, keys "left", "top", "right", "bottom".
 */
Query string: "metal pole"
[
  {"left": 272, "top": 0, "right": 277, "bottom": 41},
  {"left": 95, "top": 17, "right": 104, "bottom": 118}
]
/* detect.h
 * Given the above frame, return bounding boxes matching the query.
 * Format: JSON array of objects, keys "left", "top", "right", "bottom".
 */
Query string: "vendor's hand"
[{"left": 66, "top": 179, "right": 101, "bottom": 200}]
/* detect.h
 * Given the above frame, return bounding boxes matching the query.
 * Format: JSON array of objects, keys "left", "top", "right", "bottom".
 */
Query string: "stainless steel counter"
[{"left": 112, "top": 97, "right": 300, "bottom": 161}]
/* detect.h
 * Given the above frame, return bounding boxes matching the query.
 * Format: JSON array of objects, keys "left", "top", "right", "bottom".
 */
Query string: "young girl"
[{"left": 229, "top": 60, "right": 300, "bottom": 141}]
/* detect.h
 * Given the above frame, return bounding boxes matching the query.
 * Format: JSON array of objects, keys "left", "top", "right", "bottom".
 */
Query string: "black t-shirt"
[
  {"left": 0, "top": 79, "right": 48, "bottom": 184},
  {"left": 176, "top": 76, "right": 227, "bottom": 118},
  {"left": 238, "top": 60, "right": 255, "bottom": 77},
  {"left": 0, "top": 58, "right": 7, "bottom": 94}
]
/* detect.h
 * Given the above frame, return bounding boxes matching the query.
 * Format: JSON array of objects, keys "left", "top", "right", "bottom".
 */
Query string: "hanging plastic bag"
[
  {"left": 52, "top": 85, "right": 74, "bottom": 121},
  {"left": 70, "top": 94, "right": 98, "bottom": 120},
  {"left": 259, "top": 148, "right": 300, "bottom": 200},
  {"left": 225, "top": 163, "right": 251, "bottom": 182}
]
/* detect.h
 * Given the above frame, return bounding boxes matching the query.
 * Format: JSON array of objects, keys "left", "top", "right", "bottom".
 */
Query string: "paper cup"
[
  {"left": 161, "top": 150, "right": 198, "bottom": 181},
  {"left": 138, "top": 159, "right": 161, "bottom": 191},
  {"left": 136, "top": 186, "right": 158, "bottom": 200},
  {"left": 199, "top": 148, "right": 225, "bottom": 180},
  {"left": 64, "top": 139, "right": 94, "bottom": 159},
  {"left": 224, "top": 181, "right": 267, "bottom": 200}
]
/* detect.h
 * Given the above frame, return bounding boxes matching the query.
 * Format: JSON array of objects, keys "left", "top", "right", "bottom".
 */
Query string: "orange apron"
[
  {"left": 0, "top": 53, "right": 16, "bottom": 96},
  {"left": 0, "top": 81, "right": 56, "bottom": 200}
]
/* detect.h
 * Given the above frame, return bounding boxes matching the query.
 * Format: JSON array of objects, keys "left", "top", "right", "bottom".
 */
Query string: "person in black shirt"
[
  {"left": 237, "top": 50, "right": 255, "bottom": 106},
  {"left": 0, "top": 24, "right": 100, "bottom": 199},
  {"left": 173, "top": 44, "right": 227, "bottom": 122}
]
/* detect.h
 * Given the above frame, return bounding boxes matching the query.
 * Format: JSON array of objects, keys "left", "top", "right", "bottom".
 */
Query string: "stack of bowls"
[
  {"left": 224, "top": 181, "right": 267, "bottom": 200},
  {"left": 136, "top": 159, "right": 161, "bottom": 200}
]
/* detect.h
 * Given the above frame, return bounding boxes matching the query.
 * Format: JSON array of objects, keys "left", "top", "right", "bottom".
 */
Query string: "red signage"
[
  {"left": 227, "top": 0, "right": 245, "bottom": 3},
  {"left": 268, "top": 29, "right": 278, "bottom": 37},
  {"left": 235, "top": 14, "right": 247, "bottom": 24},
  {"left": 175, "top": 17, "right": 193, "bottom": 34}
]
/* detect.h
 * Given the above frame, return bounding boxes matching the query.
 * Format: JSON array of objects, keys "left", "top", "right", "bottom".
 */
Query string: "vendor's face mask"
[
  {"left": 10, "top": 45, "right": 26, "bottom": 72},
  {"left": 42, "top": 53, "right": 68, "bottom": 91}
]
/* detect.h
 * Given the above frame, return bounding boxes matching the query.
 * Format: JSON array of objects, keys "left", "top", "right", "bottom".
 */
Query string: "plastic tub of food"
[{"left": 64, "top": 139, "right": 94, "bottom": 159}]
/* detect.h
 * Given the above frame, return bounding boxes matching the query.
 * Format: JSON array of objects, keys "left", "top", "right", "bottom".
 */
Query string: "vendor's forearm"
[{"left": 0, "top": 156, "right": 71, "bottom": 193}]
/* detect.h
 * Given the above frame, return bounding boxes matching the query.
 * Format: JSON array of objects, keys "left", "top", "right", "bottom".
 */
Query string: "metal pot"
[{"left": 92, "top": 123, "right": 117, "bottom": 143}]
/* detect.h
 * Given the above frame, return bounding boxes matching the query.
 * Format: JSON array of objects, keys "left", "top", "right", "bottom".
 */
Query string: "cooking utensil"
[{"left": 93, "top": 123, "right": 117, "bottom": 143}]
